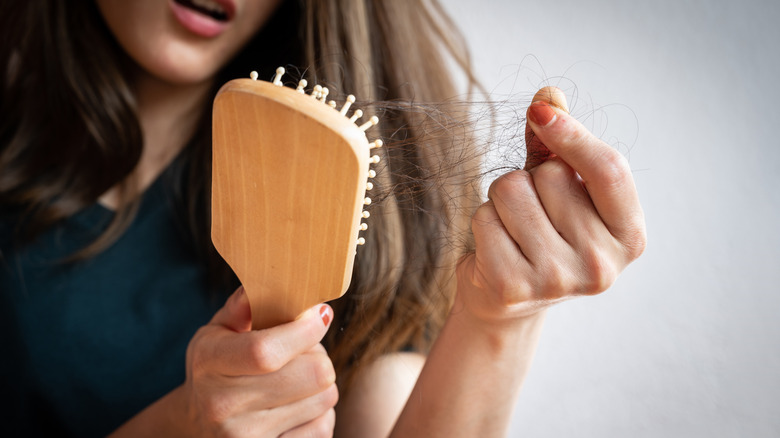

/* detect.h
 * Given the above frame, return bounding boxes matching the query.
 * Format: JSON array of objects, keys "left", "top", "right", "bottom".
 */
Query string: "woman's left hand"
[{"left": 456, "top": 98, "right": 647, "bottom": 325}]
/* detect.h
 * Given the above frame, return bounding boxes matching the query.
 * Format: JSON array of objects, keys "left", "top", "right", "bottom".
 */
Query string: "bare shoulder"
[{"left": 335, "top": 352, "right": 426, "bottom": 438}]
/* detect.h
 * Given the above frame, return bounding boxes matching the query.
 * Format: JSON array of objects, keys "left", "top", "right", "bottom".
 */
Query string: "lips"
[{"left": 170, "top": 0, "right": 236, "bottom": 38}]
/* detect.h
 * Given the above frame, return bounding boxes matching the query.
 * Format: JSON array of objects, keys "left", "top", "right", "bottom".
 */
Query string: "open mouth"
[{"left": 174, "top": 0, "right": 230, "bottom": 22}]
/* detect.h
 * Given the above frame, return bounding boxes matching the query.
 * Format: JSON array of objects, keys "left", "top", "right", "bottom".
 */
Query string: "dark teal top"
[{"left": 0, "top": 167, "right": 230, "bottom": 437}]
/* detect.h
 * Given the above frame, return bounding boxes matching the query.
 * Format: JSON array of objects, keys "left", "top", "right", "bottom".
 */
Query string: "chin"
[
  {"left": 133, "top": 40, "right": 228, "bottom": 86},
  {"left": 96, "top": 0, "right": 281, "bottom": 87}
]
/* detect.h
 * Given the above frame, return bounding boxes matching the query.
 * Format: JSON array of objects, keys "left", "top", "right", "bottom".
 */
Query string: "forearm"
[
  {"left": 391, "top": 296, "right": 546, "bottom": 438},
  {"left": 108, "top": 384, "right": 195, "bottom": 438}
]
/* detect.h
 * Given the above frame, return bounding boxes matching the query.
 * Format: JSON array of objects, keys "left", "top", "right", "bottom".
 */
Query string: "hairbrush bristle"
[
  {"left": 340, "top": 95, "right": 355, "bottom": 115},
  {"left": 246, "top": 68, "right": 387, "bottom": 251},
  {"left": 273, "top": 67, "right": 285, "bottom": 86}
]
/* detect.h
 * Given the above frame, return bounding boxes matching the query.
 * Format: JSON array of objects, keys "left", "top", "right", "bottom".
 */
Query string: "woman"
[{"left": 0, "top": 0, "right": 646, "bottom": 436}]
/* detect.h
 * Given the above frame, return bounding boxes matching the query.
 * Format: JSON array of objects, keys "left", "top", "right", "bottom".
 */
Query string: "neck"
[{"left": 100, "top": 70, "right": 214, "bottom": 209}]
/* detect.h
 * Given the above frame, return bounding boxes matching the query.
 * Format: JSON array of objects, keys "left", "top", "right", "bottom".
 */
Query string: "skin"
[
  {"left": 95, "top": 0, "right": 282, "bottom": 208},
  {"left": 96, "top": 1, "right": 647, "bottom": 437},
  {"left": 341, "top": 99, "right": 646, "bottom": 438}
]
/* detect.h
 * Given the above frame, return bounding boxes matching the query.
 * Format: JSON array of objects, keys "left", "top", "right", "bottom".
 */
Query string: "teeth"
[{"left": 190, "top": 0, "right": 226, "bottom": 15}]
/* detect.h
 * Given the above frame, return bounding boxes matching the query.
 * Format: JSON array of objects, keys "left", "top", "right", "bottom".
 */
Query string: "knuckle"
[
  {"left": 581, "top": 248, "right": 619, "bottom": 295},
  {"left": 490, "top": 170, "right": 533, "bottom": 202},
  {"left": 320, "top": 383, "right": 340, "bottom": 411},
  {"left": 622, "top": 220, "right": 648, "bottom": 261},
  {"left": 505, "top": 170, "right": 534, "bottom": 191},
  {"left": 312, "top": 409, "right": 336, "bottom": 438},
  {"left": 539, "top": 264, "right": 570, "bottom": 299},
  {"left": 200, "top": 393, "right": 235, "bottom": 426},
  {"left": 249, "top": 334, "right": 285, "bottom": 373},
  {"left": 309, "top": 354, "right": 336, "bottom": 389},
  {"left": 596, "top": 149, "right": 631, "bottom": 191},
  {"left": 532, "top": 159, "right": 571, "bottom": 187},
  {"left": 186, "top": 329, "right": 211, "bottom": 378},
  {"left": 491, "top": 273, "right": 529, "bottom": 306},
  {"left": 471, "top": 203, "right": 499, "bottom": 228}
]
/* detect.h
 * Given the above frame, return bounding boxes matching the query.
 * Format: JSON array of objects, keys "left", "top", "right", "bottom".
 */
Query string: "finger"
[
  {"left": 240, "top": 345, "right": 335, "bottom": 409},
  {"left": 464, "top": 201, "right": 534, "bottom": 305},
  {"left": 206, "top": 304, "right": 333, "bottom": 376},
  {"left": 279, "top": 408, "right": 336, "bottom": 438},
  {"left": 223, "top": 386, "right": 336, "bottom": 438},
  {"left": 524, "top": 86, "right": 569, "bottom": 170},
  {"left": 487, "top": 170, "right": 565, "bottom": 261},
  {"left": 530, "top": 158, "right": 603, "bottom": 246},
  {"left": 526, "top": 101, "right": 645, "bottom": 243},
  {"left": 209, "top": 286, "right": 252, "bottom": 333},
  {"left": 269, "top": 384, "right": 339, "bottom": 436}
]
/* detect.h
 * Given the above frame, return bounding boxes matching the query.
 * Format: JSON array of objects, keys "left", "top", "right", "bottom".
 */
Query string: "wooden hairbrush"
[{"left": 211, "top": 67, "right": 382, "bottom": 329}]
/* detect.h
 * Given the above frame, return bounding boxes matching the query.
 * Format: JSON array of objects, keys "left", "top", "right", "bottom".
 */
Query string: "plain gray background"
[{"left": 441, "top": 0, "right": 780, "bottom": 436}]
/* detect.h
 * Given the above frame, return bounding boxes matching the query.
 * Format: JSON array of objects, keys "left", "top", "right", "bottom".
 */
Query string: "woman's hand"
[
  {"left": 183, "top": 287, "right": 338, "bottom": 437},
  {"left": 457, "top": 97, "right": 647, "bottom": 325}
]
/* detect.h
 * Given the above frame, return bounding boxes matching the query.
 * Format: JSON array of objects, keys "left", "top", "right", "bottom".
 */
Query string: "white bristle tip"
[
  {"left": 249, "top": 71, "right": 259, "bottom": 80},
  {"left": 368, "top": 170, "right": 377, "bottom": 178},
  {"left": 360, "top": 223, "right": 368, "bottom": 231},
  {"left": 349, "top": 109, "right": 364, "bottom": 123},
  {"left": 366, "top": 182, "right": 374, "bottom": 190},
  {"left": 357, "top": 237, "right": 366, "bottom": 246},
  {"left": 370, "top": 155, "right": 381, "bottom": 164},
  {"left": 359, "top": 116, "right": 378, "bottom": 132},
  {"left": 328, "top": 100, "right": 337, "bottom": 108},
  {"left": 370, "top": 139, "right": 383, "bottom": 149},
  {"left": 362, "top": 211, "right": 370, "bottom": 218},
  {"left": 340, "top": 95, "right": 355, "bottom": 115},
  {"left": 364, "top": 197, "right": 372, "bottom": 205},
  {"left": 273, "top": 67, "right": 285, "bottom": 85}
]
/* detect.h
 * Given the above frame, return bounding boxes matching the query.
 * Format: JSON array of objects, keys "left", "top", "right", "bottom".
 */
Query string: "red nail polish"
[
  {"left": 319, "top": 305, "right": 331, "bottom": 326},
  {"left": 528, "top": 101, "right": 557, "bottom": 127}
]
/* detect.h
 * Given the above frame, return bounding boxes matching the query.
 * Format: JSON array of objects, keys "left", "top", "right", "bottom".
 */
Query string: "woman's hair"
[{"left": 0, "top": 0, "right": 482, "bottom": 390}]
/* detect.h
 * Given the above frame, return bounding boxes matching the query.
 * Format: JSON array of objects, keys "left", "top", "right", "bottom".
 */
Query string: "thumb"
[
  {"left": 209, "top": 286, "right": 253, "bottom": 333},
  {"left": 524, "top": 86, "right": 569, "bottom": 170}
]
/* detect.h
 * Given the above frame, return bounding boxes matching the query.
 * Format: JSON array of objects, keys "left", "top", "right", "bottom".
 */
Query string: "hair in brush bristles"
[{"left": 246, "top": 67, "right": 386, "bottom": 248}]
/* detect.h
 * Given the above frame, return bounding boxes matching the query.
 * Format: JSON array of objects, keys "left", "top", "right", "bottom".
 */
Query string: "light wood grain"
[{"left": 212, "top": 78, "right": 370, "bottom": 329}]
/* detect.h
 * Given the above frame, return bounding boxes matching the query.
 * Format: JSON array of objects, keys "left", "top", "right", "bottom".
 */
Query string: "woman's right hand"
[{"left": 183, "top": 287, "right": 338, "bottom": 437}]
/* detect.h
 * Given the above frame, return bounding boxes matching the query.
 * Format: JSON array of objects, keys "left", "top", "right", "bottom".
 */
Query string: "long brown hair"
[{"left": 0, "top": 0, "right": 482, "bottom": 390}]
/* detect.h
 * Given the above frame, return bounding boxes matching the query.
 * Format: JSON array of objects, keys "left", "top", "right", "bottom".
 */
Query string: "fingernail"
[
  {"left": 528, "top": 101, "right": 557, "bottom": 127},
  {"left": 319, "top": 305, "right": 332, "bottom": 327}
]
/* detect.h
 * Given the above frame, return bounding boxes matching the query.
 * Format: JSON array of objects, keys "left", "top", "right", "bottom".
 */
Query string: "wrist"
[{"left": 448, "top": 290, "right": 547, "bottom": 356}]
